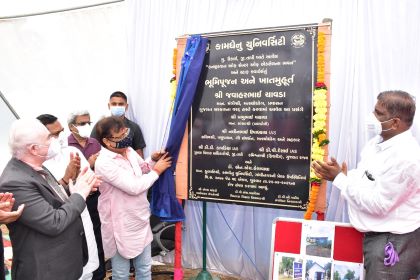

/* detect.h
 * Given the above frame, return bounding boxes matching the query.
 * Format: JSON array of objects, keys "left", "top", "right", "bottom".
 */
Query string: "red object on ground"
[{"left": 173, "top": 199, "right": 183, "bottom": 280}]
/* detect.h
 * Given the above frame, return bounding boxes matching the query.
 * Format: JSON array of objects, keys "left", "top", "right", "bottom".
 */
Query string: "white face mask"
[
  {"left": 365, "top": 112, "right": 394, "bottom": 138},
  {"left": 57, "top": 131, "right": 68, "bottom": 148},
  {"left": 75, "top": 124, "right": 91, "bottom": 138},
  {"left": 35, "top": 137, "right": 61, "bottom": 159}
]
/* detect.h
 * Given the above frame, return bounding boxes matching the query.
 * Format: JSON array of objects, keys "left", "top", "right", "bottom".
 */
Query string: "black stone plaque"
[{"left": 189, "top": 26, "right": 317, "bottom": 210}]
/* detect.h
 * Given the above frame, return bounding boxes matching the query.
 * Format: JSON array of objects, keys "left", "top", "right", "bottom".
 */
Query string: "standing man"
[
  {"left": 36, "top": 114, "right": 80, "bottom": 186},
  {"left": 313, "top": 90, "right": 420, "bottom": 279},
  {"left": 37, "top": 114, "right": 100, "bottom": 280},
  {"left": 91, "top": 91, "right": 146, "bottom": 158},
  {"left": 68, "top": 110, "right": 105, "bottom": 280},
  {"left": 68, "top": 110, "right": 101, "bottom": 169},
  {"left": 0, "top": 118, "right": 99, "bottom": 280}
]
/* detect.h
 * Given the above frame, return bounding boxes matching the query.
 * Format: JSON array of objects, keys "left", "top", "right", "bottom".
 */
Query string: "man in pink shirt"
[{"left": 93, "top": 116, "right": 171, "bottom": 280}]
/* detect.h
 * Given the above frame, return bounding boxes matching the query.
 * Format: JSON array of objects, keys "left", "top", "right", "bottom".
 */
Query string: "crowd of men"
[
  {"left": 0, "top": 91, "right": 147, "bottom": 280},
  {"left": 1, "top": 90, "right": 420, "bottom": 279}
]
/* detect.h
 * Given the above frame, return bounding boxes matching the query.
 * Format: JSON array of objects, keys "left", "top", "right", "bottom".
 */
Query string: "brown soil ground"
[{"left": 105, "top": 264, "right": 242, "bottom": 279}]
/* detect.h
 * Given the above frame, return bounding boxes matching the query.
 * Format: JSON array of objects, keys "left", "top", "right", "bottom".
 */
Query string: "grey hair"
[
  {"left": 67, "top": 110, "right": 90, "bottom": 125},
  {"left": 9, "top": 119, "right": 49, "bottom": 159}
]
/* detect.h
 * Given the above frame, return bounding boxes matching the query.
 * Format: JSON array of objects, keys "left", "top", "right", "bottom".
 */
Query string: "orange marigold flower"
[{"left": 318, "top": 133, "right": 327, "bottom": 142}]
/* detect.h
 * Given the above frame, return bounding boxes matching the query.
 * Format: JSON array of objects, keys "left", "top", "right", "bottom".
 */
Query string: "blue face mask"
[
  {"left": 110, "top": 106, "right": 125, "bottom": 117},
  {"left": 114, "top": 133, "right": 133, "bottom": 149}
]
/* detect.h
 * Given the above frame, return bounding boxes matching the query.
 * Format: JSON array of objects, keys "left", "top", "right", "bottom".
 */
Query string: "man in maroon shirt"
[
  {"left": 67, "top": 110, "right": 105, "bottom": 280},
  {"left": 67, "top": 110, "right": 101, "bottom": 169}
]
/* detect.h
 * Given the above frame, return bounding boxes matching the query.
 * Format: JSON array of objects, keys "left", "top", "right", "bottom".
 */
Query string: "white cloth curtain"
[{"left": 127, "top": 0, "right": 420, "bottom": 279}]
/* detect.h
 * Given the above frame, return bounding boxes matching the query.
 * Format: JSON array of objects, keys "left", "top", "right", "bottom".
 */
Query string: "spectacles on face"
[
  {"left": 74, "top": 121, "right": 92, "bottom": 126},
  {"left": 30, "top": 134, "right": 52, "bottom": 148},
  {"left": 50, "top": 128, "right": 64, "bottom": 138},
  {"left": 107, "top": 128, "right": 130, "bottom": 143}
]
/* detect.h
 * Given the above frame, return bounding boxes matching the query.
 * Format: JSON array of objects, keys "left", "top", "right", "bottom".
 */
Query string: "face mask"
[
  {"left": 110, "top": 106, "right": 126, "bottom": 117},
  {"left": 112, "top": 133, "right": 133, "bottom": 149},
  {"left": 57, "top": 131, "right": 68, "bottom": 148},
  {"left": 365, "top": 113, "right": 394, "bottom": 138},
  {"left": 75, "top": 124, "right": 91, "bottom": 138},
  {"left": 35, "top": 137, "right": 61, "bottom": 159}
]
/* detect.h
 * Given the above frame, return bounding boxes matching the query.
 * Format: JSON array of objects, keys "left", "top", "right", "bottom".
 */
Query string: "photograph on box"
[
  {"left": 304, "top": 256, "right": 332, "bottom": 280},
  {"left": 332, "top": 260, "right": 364, "bottom": 280},
  {"left": 273, "top": 252, "right": 303, "bottom": 280},
  {"left": 270, "top": 219, "right": 365, "bottom": 280},
  {"left": 301, "top": 220, "right": 334, "bottom": 258}
]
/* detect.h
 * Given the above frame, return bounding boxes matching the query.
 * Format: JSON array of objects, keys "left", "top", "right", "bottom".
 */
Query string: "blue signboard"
[{"left": 293, "top": 261, "right": 303, "bottom": 278}]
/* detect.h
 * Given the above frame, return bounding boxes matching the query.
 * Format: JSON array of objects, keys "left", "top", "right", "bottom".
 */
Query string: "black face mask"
[{"left": 113, "top": 133, "right": 133, "bottom": 149}]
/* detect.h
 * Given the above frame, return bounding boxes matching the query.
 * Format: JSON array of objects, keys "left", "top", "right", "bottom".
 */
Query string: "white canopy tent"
[{"left": 1, "top": 0, "right": 420, "bottom": 279}]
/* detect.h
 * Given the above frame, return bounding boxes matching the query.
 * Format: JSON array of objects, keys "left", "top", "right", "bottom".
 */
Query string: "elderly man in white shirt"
[
  {"left": 37, "top": 114, "right": 99, "bottom": 280},
  {"left": 313, "top": 90, "right": 420, "bottom": 279}
]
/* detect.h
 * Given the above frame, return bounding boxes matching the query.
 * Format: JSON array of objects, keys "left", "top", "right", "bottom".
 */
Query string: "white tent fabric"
[
  {"left": 0, "top": 2, "right": 127, "bottom": 127},
  {"left": 0, "top": 0, "right": 113, "bottom": 18},
  {"left": 0, "top": 0, "right": 420, "bottom": 279}
]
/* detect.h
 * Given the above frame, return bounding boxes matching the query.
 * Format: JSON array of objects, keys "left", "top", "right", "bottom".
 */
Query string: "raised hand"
[
  {"left": 0, "top": 192, "right": 24, "bottom": 224},
  {"left": 0, "top": 192, "right": 14, "bottom": 212},
  {"left": 88, "top": 152, "right": 99, "bottom": 169},
  {"left": 151, "top": 150, "right": 166, "bottom": 162},
  {"left": 69, "top": 167, "right": 101, "bottom": 199},
  {"left": 312, "top": 157, "right": 343, "bottom": 181},
  {"left": 153, "top": 152, "right": 172, "bottom": 175},
  {"left": 328, "top": 157, "right": 348, "bottom": 175},
  {"left": 63, "top": 152, "right": 81, "bottom": 183}
]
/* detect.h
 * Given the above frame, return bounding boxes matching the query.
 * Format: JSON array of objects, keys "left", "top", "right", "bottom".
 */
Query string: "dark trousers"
[
  {"left": 86, "top": 192, "right": 105, "bottom": 280},
  {"left": 363, "top": 227, "right": 420, "bottom": 279}
]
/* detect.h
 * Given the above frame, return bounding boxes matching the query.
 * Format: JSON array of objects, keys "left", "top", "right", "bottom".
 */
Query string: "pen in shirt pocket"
[{"left": 364, "top": 170, "right": 375, "bottom": 181}]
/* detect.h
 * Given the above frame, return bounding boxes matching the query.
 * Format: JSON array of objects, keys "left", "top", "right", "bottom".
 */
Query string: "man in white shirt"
[
  {"left": 37, "top": 114, "right": 99, "bottom": 280},
  {"left": 313, "top": 90, "right": 420, "bottom": 279}
]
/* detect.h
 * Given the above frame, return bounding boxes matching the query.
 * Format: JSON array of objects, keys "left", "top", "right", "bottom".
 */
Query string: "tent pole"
[
  {"left": 190, "top": 201, "right": 219, "bottom": 280},
  {"left": 0, "top": 90, "right": 19, "bottom": 119}
]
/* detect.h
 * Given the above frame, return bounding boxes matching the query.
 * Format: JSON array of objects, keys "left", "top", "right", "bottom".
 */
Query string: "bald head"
[{"left": 9, "top": 119, "right": 50, "bottom": 159}]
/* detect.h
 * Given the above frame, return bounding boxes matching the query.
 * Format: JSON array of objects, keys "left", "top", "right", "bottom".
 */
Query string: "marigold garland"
[
  {"left": 304, "top": 32, "right": 329, "bottom": 220},
  {"left": 170, "top": 48, "right": 178, "bottom": 111}
]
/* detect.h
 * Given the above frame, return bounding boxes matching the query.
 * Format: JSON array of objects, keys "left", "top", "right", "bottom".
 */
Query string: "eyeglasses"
[
  {"left": 75, "top": 121, "right": 92, "bottom": 126},
  {"left": 50, "top": 128, "right": 64, "bottom": 138},
  {"left": 107, "top": 128, "right": 130, "bottom": 142}
]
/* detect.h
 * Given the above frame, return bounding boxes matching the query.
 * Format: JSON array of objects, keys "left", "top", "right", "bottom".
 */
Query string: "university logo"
[{"left": 291, "top": 33, "right": 306, "bottom": 48}]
